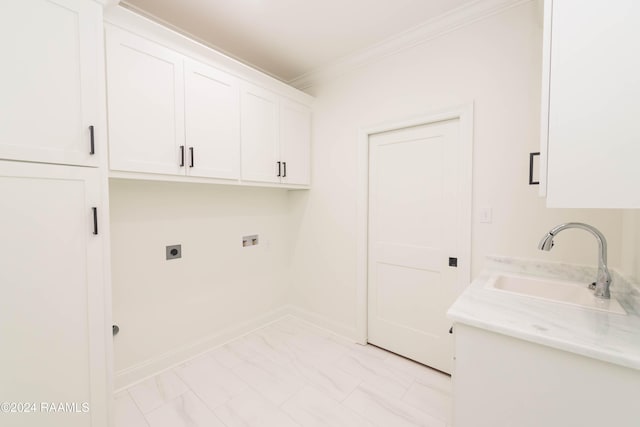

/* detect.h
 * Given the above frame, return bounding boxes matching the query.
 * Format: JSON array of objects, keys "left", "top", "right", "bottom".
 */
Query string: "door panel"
[
  {"left": 106, "top": 26, "right": 185, "bottom": 175},
  {"left": 376, "top": 263, "right": 441, "bottom": 332},
  {"left": 280, "top": 99, "right": 311, "bottom": 185},
  {"left": 0, "top": 161, "right": 107, "bottom": 427},
  {"left": 185, "top": 59, "right": 240, "bottom": 179},
  {"left": 0, "top": 0, "right": 100, "bottom": 166},
  {"left": 546, "top": 0, "right": 640, "bottom": 207},
  {"left": 240, "top": 83, "right": 280, "bottom": 183},
  {"left": 368, "top": 119, "right": 461, "bottom": 373}
]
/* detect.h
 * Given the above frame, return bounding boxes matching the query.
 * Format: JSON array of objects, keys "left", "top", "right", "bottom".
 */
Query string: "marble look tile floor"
[{"left": 115, "top": 316, "right": 452, "bottom": 427}]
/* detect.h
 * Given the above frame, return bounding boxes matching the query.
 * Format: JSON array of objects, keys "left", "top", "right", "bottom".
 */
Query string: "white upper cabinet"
[
  {"left": 241, "top": 84, "right": 312, "bottom": 186},
  {"left": 280, "top": 99, "right": 311, "bottom": 186},
  {"left": 241, "top": 83, "right": 281, "bottom": 184},
  {"left": 184, "top": 59, "right": 240, "bottom": 179},
  {"left": 104, "top": 8, "right": 312, "bottom": 188},
  {"left": 0, "top": 0, "right": 101, "bottom": 167},
  {"left": 541, "top": 0, "right": 640, "bottom": 207},
  {"left": 106, "top": 26, "right": 185, "bottom": 176}
]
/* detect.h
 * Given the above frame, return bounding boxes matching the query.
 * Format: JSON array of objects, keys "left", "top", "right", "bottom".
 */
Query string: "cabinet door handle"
[
  {"left": 189, "top": 147, "right": 194, "bottom": 168},
  {"left": 277, "top": 161, "right": 281, "bottom": 177},
  {"left": 92, "top": 207, "right": 98, "bottom": 235},
  {"left": 89, "top": 125, "right": 95, "bottom": 155},
  {"left": 529, "top": 152, "right": 540, "bottom": 185},
  {"left": 179, "top": 146, "right": 185, "bottom": 167},
  {"left": 283, "top": 162, "right": 287, "bottom": 178}
]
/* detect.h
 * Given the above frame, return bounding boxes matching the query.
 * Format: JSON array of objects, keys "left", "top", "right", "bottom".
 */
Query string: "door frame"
[{"left": 356, "top": 104, "right": 474, "bottom": 344}]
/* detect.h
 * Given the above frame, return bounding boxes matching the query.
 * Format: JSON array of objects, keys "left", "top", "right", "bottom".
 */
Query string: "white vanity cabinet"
[
  {"left": 540, "top": 0, "right": 640, "bottom": 207},
  {"left": 452, "top": 323, "right": 640, "bottom": 427},
  {"left": 0, "top": 0, "right": 103, "bottom": 167},
  {"left": 240, "top": 83, "right": 311, "bottom": 186}
]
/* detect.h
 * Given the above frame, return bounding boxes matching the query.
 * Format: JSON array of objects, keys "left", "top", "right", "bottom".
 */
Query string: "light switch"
[{"left": 479, "top": 207, "right": 492, "bottom": 223}]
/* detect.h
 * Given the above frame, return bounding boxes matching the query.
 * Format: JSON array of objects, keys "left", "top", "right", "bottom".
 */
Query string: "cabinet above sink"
[{"left": 539, "top": 0, "right": 640, "bottom": 207}]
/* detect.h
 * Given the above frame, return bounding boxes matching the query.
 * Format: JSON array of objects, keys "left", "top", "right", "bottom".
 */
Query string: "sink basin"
[{"left": 485, "top": 274, "right": 626, "bottom": 315}]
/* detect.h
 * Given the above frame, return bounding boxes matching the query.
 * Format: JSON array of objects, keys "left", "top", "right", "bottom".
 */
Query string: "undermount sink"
[{"left": 485, "top": 274, "right": 626, "bottom": 315}]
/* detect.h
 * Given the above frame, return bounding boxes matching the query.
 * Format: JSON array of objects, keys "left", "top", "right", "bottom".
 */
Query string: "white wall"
[
  {"left": 288, "top": 1, "right": 624, "bottom": 338},
  {"left": 110, "top": 179, "right": 292, "bottom": 387},
  {"left": 622, "top": 211, "right": 640, "bottom": 281}
]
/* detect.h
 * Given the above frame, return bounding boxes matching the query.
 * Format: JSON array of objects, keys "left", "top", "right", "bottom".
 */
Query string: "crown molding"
[
  {"left": 119, "top": 1, "right": 286, "bottom": 83},
  {"left": 95, "top": 0, "right": 121, "bottom": 7},
  {"left": 288, "top": 0, "right": 532, "bottom": 90}
]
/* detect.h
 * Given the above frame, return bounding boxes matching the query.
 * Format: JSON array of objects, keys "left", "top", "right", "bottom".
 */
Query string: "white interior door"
[
  {"left": 367, "top": 119, "right": 465, "bottom": 374},
  {"left": 185, "top": 59, "right": 240, "bottom": 179},
  {"left": 105, "top": 26, "right": 185, "bottom": 175},
  {"left": 0, "top": 161, "right": 107, "bottom": 427},
  {"left": 0, "top": 0, "right": 101, "bottom": 167}
]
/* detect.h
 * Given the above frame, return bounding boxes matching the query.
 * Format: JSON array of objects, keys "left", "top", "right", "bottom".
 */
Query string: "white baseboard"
[
  {"left": 114, "top": 306, "right": 290, "bottom": 391},
  {"left": 113, "top": 305, "right": 360, "bottom": 391},
  {"left": 286, "top": 305, "right": 360, "bottom": 343}
]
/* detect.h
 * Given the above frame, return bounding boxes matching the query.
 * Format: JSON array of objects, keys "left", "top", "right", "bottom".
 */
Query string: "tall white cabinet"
[
  {"left": 0, "top": 1, "right": 110, "bottom": 426},
  {"left": 540, "top": 0, "right": 640, "bottom": 207},
  {"left": 0, "top": 0, "right": 102, "bottom": 167},
  {"left": 0, "top": 162, "right": 108, "bottom": 427}
]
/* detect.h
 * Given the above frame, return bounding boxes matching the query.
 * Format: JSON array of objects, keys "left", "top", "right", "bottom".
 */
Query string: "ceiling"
[{"left": 121, "top": 0, "right": 479, "bottom": 83}]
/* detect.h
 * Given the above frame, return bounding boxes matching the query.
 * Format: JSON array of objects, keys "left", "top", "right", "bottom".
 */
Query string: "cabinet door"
[
  {"left": 185, "top": 60, "right": 240, "bottom": 179},
  {"left": 0, "top": 161, "right": 108, "bottom": 427},
  {"left": 106, "top": 26, "right": 185, "bottom": 175},
  {"left": 280, "top": 99, "right": 311, "bottom": 186},
  {"left": 0, "top": 0, "right": 101, "bottom": 167},
  {"left": 544, "top": 0, "right": 640, "bottom": 207},
  {"left": 240, "top": 83, "right": 280, "bottom": 183}
]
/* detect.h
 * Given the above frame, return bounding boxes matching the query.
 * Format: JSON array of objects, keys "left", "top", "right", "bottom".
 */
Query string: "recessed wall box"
[
  {"left": 243, "top": 235, "right": 259, "bottom": 247},
  {"left": 166, "top": 244, "right": 182, "bottom": 260}
]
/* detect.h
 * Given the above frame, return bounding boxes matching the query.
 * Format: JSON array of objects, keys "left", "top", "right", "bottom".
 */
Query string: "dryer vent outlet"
[{"left": 166, "top": 244, "right": 182, "bottom": 260}]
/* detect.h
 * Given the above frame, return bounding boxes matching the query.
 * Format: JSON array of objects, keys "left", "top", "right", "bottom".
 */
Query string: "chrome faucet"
[{"left": 538, "top": 223, "right": 611, "bottom": 299}]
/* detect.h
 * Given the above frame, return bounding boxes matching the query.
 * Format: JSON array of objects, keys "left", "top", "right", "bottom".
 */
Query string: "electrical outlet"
[
  {"left": 243, "top": 235, "right": 258, "bottom": 247},
  {"left": 166, "top": 244, "right": 182, "bottom": 260}
]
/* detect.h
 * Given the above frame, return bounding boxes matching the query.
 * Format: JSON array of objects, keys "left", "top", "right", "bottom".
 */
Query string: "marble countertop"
[{"left": 447, "top": 256, "right": 640, "bottom": 370}]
